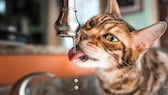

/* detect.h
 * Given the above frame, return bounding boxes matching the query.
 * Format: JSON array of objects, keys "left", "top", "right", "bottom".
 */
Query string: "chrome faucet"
[
  {"left": 54, "top": 0, "right": 80, "bottom": 37},
  {"left": 10, "top": 72, "right": 56, "bottom": 95}
]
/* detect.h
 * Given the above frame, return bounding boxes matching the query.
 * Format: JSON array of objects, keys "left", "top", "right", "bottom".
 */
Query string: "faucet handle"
[{"left": 10, "top": 72, "right": 56, "bottom": 95}]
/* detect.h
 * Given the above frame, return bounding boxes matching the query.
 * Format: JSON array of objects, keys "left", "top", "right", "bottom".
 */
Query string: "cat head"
[{"left": 68, "top": 0, "right": 167, "bottom": 69}]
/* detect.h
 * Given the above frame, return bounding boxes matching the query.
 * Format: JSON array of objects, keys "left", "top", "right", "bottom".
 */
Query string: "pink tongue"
[{"left": 68, "top": 48, "right": 85, "bottom": 61}]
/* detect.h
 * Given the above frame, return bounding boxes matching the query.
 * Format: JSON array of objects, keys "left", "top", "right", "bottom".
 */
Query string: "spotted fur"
[{"left": 70, "top": 0, "right": 168, "bottom": 95}]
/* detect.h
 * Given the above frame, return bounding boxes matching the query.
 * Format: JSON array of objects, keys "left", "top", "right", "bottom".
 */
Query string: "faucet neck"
[{"left": 62, "top": 0, "right": 76, "bottom": 9}]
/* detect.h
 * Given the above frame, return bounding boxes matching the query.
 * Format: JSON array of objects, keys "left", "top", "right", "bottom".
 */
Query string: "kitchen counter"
[
  {"left": 0, "top": 45, "right": 95, "bottom": 85},
  {"left": 0, "top": 44, "right": 69, "bottom": 54}
]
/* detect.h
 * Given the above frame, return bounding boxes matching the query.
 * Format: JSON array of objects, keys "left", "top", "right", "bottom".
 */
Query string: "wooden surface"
[{"left": 0, "top": 54, "right": 94, "bottom": 85}]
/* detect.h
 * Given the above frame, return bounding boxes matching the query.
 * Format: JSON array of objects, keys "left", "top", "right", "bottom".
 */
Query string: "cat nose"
[{"left": 80, "top": 33, "right": 88, "bottom": 41}]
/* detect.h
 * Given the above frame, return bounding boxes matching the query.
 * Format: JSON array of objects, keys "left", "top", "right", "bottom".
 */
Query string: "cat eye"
[
  {"left": 89, "top": 20, "right": 95, "bottom": 27},
  {"left": 104, "top": 34, "right": 119, "bottom": 42}
]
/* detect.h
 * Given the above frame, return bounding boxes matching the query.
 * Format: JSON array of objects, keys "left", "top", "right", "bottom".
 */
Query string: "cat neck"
[
  {"left": 96, "top": 64, "right": 143, "bottom": 94},
  {"left": 96, "top": 49, "right": 168, "bottom": 95}
]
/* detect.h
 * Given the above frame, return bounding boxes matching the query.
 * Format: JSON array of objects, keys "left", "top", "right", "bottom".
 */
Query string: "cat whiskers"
[
  {"left": 121, "top": 60, "right": 139, "bottom": 79},
  {"left": 109, "top": 54, "right": 128, "bottom": 87},
  {"left": 122, "top": 60, "right": 139, "bottom": 80},
  {"left": 111, "top": 54, "right": 133, "bottom": 68},
  {"left": 116, "top": 68, "right": 124, "bottom": 87},
  {"left": 112, "top": 54, "right": 138, "bottom": 81}
]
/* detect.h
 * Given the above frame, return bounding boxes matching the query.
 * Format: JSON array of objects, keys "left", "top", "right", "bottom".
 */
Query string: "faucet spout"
[
  {"left": 10, "top": 72, "right": 56, "bottom": 95},
  {"left": 54, "top": 0, "right": 80, "bottom": 37}
]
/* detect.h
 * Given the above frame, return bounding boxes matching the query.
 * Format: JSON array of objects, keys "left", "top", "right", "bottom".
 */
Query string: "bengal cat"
[{"left": 68, "top": 0, "right": 168, "bottom": 95}]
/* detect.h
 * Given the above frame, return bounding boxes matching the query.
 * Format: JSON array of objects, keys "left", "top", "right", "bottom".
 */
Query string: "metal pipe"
[
  {"left": 54, "top": 0, "right": 80, "bottom": 37},
  {"left": 10, "top": 72, "right": 56, "bottom": 95}
]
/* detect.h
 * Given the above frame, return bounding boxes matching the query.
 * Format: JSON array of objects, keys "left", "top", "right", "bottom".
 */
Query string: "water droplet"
[
  {"left": 74, "top": 85, "right": 79, "bottom": 90},
  {"left": 72, "top": 37, "right": 76, "bottom": 53},
  {"left": 74, "top": 78, "right": 79, "bottom": 83}
]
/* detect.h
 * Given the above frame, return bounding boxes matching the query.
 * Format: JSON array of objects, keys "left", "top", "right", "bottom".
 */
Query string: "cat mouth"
[{"left": 68, "top": 46, "right": 98, "bottom": 62}]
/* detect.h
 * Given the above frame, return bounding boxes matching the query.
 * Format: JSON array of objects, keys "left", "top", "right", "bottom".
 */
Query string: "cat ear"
[
  {"left": 133, "top": 21, "right": 167, "bottom": 50},
  {"left": 105, "top": 0, "right": 122, "bottom": 18}
]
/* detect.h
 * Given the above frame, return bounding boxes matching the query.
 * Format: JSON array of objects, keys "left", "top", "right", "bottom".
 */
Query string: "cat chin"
[{"left": 73, "top": 58, "right": 111, "bottom": 69}]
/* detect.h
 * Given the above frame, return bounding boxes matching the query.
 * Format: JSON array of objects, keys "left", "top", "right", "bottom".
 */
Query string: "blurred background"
[
  {"left": 0, "top": 0, "right": 167, "bottom": 47},
  {"left": 0, "top": 0, "right": 168, "bottom": 95}
]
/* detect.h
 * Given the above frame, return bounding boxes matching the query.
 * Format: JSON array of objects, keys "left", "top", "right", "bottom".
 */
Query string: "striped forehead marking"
[{"left": 86, "top": 14, "right": 135, "bottom": 32}]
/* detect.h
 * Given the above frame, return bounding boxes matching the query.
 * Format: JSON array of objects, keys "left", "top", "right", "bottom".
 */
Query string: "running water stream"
[{"left": 72, "top": 37, "right": 76, "bottom": 53}]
